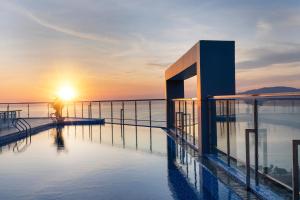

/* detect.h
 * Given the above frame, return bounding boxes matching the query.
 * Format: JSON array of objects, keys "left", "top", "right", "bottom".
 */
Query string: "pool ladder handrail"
[{"left": 12, "top": 118, "right": 32, "bottom": 136}]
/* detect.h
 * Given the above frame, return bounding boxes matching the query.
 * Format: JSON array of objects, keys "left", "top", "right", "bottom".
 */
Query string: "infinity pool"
[{"left": 0, "top": 124, "right": 241, "bottom": 200}]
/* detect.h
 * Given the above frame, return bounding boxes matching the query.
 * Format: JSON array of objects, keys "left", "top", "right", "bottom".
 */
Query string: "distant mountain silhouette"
[{"left": 241, "top": 86, "right": 300, "bottom": 94}]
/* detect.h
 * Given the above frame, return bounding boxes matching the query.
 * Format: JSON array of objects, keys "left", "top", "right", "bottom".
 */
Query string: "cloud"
[
  {"left": 256, "top": 20, "right": 272, "bottom": 37},
  {"left": 147, "top": 62, "right": 171, "bottom": 69},
  {"left": 237, "top": 44, "right": 300, "bottom": 69},
  {"left": 8, "top": 3, "right": 118, "bottom": 44}
]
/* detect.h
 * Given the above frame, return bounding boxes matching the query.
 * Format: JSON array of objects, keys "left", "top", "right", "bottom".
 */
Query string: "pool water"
[{"left": 0, "top": 124, "right": 241, "bottom": 200}]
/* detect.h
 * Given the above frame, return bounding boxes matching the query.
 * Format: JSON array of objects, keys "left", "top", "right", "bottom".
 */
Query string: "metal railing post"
[
  {"left": 74, "top": 102, "right": 76, "bottom": 118},
  {"left": 192, "top": 101, "right": 195, "bottom": 145},
  {"left": 245, "top": 128, "right": 258, "bottom": 190},
  {"left": 48, "top": 103, "right": 50, "bottom": 118},
  {"left": 175, "top": 111, "right": 178, "bottom": 136},
  {"left": 135, "top": 101, "right": 137, "bottom": 126},
  {"left": 293, "top": 140, "right": 300, "bottom": 200},
  {"left": 111, "top": 102, "right": 113, "bottom": 124},
  {"left": 254, "top": 99, "right": 259, "bottom": 185},
  {"left": 188, "top": 113, "right": 191, "bottom": 137},
  {"left": 99, "top": 102, "right": 101, "bottom": 119},
  {"left": 181, "top": 112, "right": 184, "bottom": 138},
  {"left": 183, "top": 101, "right": 188, "bottom": 141},
  {"left": 226, "top": 100, "right": 231, "bottom": 166},
  {"left": 149, "top": 101, "right": 152, "bottom": 127},
  {"left": 245, "top": 129, "right": 251, "bottom": 190},
  {"left": 27, "top": 104, "right": 30, "bottom": 118},
  {"left": 81, "top": 102, "right": 84, "bottom": 118},
  {"left": 120, "top": 108, "right": 123, "bottom": 134},
  {"left": 122, "top": 101, "right": 124, "bottom": 126},
  {"left": 89, "top": 102, "right": 92, "bottom": 118}
]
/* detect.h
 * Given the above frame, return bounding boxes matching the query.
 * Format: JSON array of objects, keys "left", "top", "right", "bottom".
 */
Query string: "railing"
[
  {"left": 208, "top": 92, "right": 300, "bottom": 197},
  {"left": 172, "top": 99, "right": 198, "bottom": 147},
  {"left": 0, "top": 99, "right": 167, "bottom": 128},
  {"left": 11, "top": 118, "right": 32, "bottom": 137}
]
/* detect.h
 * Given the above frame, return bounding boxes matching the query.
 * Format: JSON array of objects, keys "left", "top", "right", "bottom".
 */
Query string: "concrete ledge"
[{"left": 0, "top": 118, "right": 105, "bottom": 146}]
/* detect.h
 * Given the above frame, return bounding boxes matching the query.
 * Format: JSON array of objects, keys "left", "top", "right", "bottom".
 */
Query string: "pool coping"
[{"left": 0, "top": 118, "right": 104, "bottom": 146}]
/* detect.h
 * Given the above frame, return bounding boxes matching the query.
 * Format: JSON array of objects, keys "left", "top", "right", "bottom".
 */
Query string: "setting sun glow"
[{"left": 57, "top": 85, "right": 76, "bottom": 101}]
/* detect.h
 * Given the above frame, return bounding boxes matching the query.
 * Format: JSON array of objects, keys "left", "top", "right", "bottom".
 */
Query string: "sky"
[{"left": 0, "top": 0, "right": 300, "bottom": 101}]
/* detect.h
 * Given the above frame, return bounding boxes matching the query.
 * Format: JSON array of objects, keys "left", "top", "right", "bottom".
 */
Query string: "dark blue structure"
[{"left": 165, "top": 40, "right": 235, "bottom": 154}]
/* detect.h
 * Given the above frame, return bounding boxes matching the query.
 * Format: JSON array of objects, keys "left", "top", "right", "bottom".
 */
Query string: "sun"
[{"left": 57, "top": 84, "right": 76, "bottom": 101}]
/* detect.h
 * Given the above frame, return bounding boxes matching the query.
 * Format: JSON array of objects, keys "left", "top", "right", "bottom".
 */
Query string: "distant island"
[{"left": 241, "top": 86, "right": 300, "bottom": 94}]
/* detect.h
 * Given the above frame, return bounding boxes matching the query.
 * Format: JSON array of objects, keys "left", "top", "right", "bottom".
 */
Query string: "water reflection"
[
  {"left": 12, "top": 136, "right": 31, "bottom": 153},
  {"left": 0, "top": 124, "right": 241, "bottom": 200},
  {"left": 52, "top": 126, "right": 67, "bottom": 152},
  {"left": 167, "top": 137, "right": 241, "bottom": 200}
]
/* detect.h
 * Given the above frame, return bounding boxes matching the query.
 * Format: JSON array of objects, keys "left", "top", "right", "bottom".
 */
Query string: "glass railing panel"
[
  {"left": 5, "top": 104, "right": 27, "bottom": 118},
  {"left": 151, "top": 100, "right": 166, "bottom": 127},
  {"left": 257, "top": 99, "right": 300, "bottom": 188},
  {"left": 90, "top": 102, "right": 99, "bottom": 119},
  {"left": 213, "top": 99, "right": 255, "bottom": 174},
  {"left": 100, "top": 102, "right": 112, "bottom": 123},
  {"left": 123, "top": 101, "right": 135, "bottom": 125},
  {"left": 172, "top": 99, "right": 198, "bottom": 146},
  {"left": 136, "top": 101, "right": 150, "bottom": 126},
  {"left": 28, "top": 103, "right": 50, "bottom": 118},
  {"left": 112, "top": 101, "right": 122, "bottom": 123}
]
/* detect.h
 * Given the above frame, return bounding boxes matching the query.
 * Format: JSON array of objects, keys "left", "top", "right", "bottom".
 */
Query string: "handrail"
[
  {"left": 16, "top": 119, "right": 28, "bottom": 136},
  {"left": 19, "top": 118, "right": 31, "bottom": 135},
  {"left": 11, "top": 118, "right": 31, "bottom": 137},
  {"left": 12, "top": 118, "right": 25, "bottom": 134},
  {"left": 0, "top": 98, "right": 166, "bottom": 105},
  {"left": 172, "top": 98, "right": 197, "bottom": 101},
  {"left": 209, "top": 92, "right": 300, "bottom": 100}
]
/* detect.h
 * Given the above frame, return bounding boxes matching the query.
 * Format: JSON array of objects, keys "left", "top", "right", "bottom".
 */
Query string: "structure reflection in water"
[{"left": 0, "top": 124, "right": 242, "bottom": 200}]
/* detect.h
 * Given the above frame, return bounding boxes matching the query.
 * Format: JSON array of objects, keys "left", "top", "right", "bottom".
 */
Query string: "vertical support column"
[
  {"left": 208, "top": 99, "right": 217, "bottom": 154},
  {"left": 197, "top": 41, "right": 235, "bottom": 155},
  {"left": 166, "top": 80, "right": 184, "bottom": 128}
]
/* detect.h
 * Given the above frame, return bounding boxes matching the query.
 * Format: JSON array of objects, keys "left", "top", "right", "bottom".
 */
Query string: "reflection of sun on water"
[{"left": 57, "top": 84, "right": 76, "bottom": 101}]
